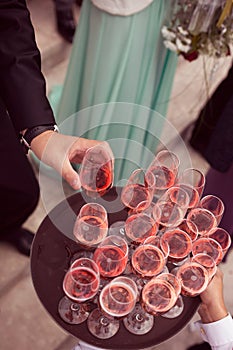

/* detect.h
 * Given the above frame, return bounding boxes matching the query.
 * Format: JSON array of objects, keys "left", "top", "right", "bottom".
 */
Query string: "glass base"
[
  {"left": 58, "top": 296, "right": 89, "bottom": 324},
  {"left": 87, "top": 308, "right": 120, "bottom": 339},
  {"left": 123, "top": 304, "right": 154, "bottom": 335},
  {"left": 161, "top": 296, "right": 184, "bottom": 319}
]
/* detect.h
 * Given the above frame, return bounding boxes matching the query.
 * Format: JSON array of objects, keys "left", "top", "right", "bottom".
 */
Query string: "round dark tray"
[{"left": 30, "top": 187, "right": 200, "bottom": 350}]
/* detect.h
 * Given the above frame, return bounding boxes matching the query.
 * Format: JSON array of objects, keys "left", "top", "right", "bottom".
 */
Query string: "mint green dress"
[{"left": 51, "top": 0, "right": 178, "bottom": 183}]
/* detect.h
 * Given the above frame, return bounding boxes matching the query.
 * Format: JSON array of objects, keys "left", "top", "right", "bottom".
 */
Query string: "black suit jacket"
[{"left": 0, "top": 0, "right": 55, "bottom": 133}]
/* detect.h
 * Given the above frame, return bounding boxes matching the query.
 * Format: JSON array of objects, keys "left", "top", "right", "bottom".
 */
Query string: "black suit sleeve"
[{"left": 0, "top": 0, "right": 55, "bottom": 133}]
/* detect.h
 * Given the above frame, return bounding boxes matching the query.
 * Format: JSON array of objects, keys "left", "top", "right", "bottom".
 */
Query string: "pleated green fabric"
[{"left": 51, "top": 0, "right": 178, "bottom": 182}]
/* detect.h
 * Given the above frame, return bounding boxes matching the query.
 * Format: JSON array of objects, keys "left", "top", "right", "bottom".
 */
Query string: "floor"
[{"left": 0, "top": 1, "right": 233, "bottom": 350}]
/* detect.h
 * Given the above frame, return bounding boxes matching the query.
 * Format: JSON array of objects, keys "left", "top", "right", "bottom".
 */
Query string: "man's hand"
[
  {"left": 198, "top": 268, "right": 228, "bottom": 323},
  {"left": 30, "top": 131, "right": 113, "bottom": 190}
]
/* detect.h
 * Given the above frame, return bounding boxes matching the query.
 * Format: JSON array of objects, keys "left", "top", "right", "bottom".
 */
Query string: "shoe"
[
  {"left": 2, "top": 228, "right": 34, "bottom": 257},
  {"left": 56, "top": 9, "right": 76, "bottom": 43}
]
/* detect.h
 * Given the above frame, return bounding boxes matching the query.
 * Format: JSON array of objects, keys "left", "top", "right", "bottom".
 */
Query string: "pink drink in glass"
[
  {"left": 63, "top": 265, "right": 100, "bottom": 302},
  {"left": 161, "top": 229, "right": 192, "bottom": 263},
  {"left": 79, "top": 142, "right": 114, "bottom": 197},
  {"left": 176, "top": 261, "right": 209, "bottom": 297},
  {"left": 147, "top": 150, "right": 179, "bottom": 191},
  {"left": 192, "top": 237, "right": 223, "bottom": 265},
  {"left": 121, "top": 169, "right": 155, "bottom": 212},
  {"left": 187, "top": 208, "right": 217, "bottom": 236},
  {"left": 142, "top": 277, "right": 177, "bottom": 315},
  {"left": 73, "top": 203, "right": 108, "bottom": 247},
  {"left": 99, "top": 277, "right": 138, "bottom": 318},
  {"left": 125, "top": 213, "right": 158, "bottom": 244},
  {"left": 200, "top": 195, "right": 224, "bottom": 225},
  {"left": 205, "top": 227, "right": 231, "bottom": 259},
  {"left": 93, "top": 235, "right": 128, "bottom": 277},
  {"left": 131, "top": 244, "right": 166, "bottom": 277}
]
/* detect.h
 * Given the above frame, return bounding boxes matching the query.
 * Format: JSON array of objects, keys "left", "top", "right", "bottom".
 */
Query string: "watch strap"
[{"left": 21, "top": 124, "right": 59, "bottom": 153}]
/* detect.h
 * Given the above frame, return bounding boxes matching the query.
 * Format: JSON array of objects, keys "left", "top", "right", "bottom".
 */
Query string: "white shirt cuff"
[{"left": 194, "top": 313, "right": 233, "bottom": 347}]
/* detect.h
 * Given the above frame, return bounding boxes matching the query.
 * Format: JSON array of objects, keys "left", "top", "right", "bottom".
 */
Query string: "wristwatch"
[{"left": 21, "top": 124, "right": 59, "bottom": 153}]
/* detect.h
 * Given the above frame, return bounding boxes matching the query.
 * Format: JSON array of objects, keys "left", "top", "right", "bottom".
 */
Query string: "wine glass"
[
  {"left": 205, "top": 227, "right": 231, "bottom": 259},
  {"left": 121, "top": 168, "right": 155, "bottom": 212},
  {"left": 73, "top": 202, "right": 108, "bottom": 247},
  {"left": 177, "top": 168, "right": 205, "bottom": 197},
  {"left": 79, "top": 142, "right": 114, "bottom": 198},
  {"left": 152, "top": 186, "right": 189, "bottom": 228},
  {"left": 108, "top": 221, "right": 126, "bottom": 237},
  {"left": 176, "top": 260, "right": 209, "bottom": 297},
  {"left": 123, "top": 303, "right": 154, "bottom": 335},
  {"left": 58, "top": 258, "right": 100, "bottom": 324},
  {"left": 187, "top": 207, "right": 217, "bottom": 236},
  {"left": 124, "top": 213, "right": 158, "bottom": 244},
  {"left": 160, "top": 228, "right": 192, "bottom": 265},
  {"left": 178, "top": 219, "right": 199, "bottom": 241},
  {"left": 174, "top": 183, "right": 200, "bottom": 209},
  {"left": 87, "top": 276, "right": 138, "bottom": 339},
  {"left": 93, "top": 235, "right": 128, "bottom": 277},
  {"left": 147, "top": 150, "right": 179, "bottom": 194},
  {"left": 157, "top": 272, "right": 184, "bottom": 319},
  {"left": 200, "top": 195, "right": 225, "bottom": 225},
  {"left": 191, "top": 253, "right": 217, "bottom": 280},
  {"left": 131, "top": 241, "right": 167, "bottom": 277},
  {"left": 144, "top": 235, "right": 170, "bottom": 260},
  {"left": 141, "top": 276, "right": 178, "bottom": 315},
  {"left": 192, "top": 237, "right": 223, "bottom": 265}
]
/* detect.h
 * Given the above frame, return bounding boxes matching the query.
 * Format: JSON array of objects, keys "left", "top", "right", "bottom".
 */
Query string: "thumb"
[{"left": 62, "top": 158, "right": 81, "bottom": 190}]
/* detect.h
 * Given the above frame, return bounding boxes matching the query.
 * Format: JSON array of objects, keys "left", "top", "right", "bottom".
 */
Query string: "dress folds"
[{"left": 51, "top": 0, "right": 178, "bottom": 181}]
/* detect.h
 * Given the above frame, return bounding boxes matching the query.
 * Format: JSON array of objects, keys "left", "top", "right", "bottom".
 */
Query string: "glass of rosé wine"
[
  {"left": 58, "top": 258, "right": 100, "bottom": 324},
  {"left": 187, "top": 207, "right": 217, "bottom": 236},
  {"left": 131, "top": 241, "right": 168, "bottom": 277},
  {"left": 146, "top": 150, "right": 179, "bottom": 194},
  {"left": 176, "top": 260, "right": 209, "bottom": 297},
  {"left": 192, "top": 237, "right": 223, "bottom": 265},
  {"left": 87, "top": 276, "right": 138, "bottom": 339},
  {"left": 79, "top": 142, "right": 114, "bottom": 198},
  {"left": 191, "top": 253, "right": 217, "bottom": 280},
  {"left": 73, "top": 202, "right": 108, "bottom": 247},
  {"left": 200, "top": 195, "right": 225, "bottom": 225},
  {"left": 124, "top": 213, "right": 158, "bottom": 244},
  {"left": 152, "top": 186, "right": 189, "bottom": 228},
  {"left": 144, "top": 235, "right": 170, "bottom": 259},
  {"left": 93, "top": 235, "right": 128, "bottom": 278},
  {"left": 173, "top": 183, "right": 200, "bottom": 210},
  {"left": 121, "top": 168, "right": 155, "bottom": 212},
  {"left": 160, "top": 228, "right": 192, "bottom": 265},
  {"left": 141, "top": 276, "right": 178, "bottom": 316},
  {"left": 205, "top": 227, "right": 231, "bottom": 260},
  {"left": 178, "top": 219, "right": 199, "bottom": 242},
  {"left": 177, "top": 168, "right": 205, "bottom": 198},
  {"left": 157, "top": 272, "right": 184, "bottom": 319}
]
